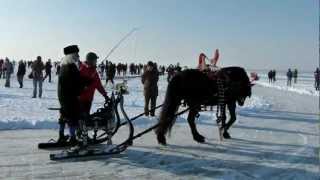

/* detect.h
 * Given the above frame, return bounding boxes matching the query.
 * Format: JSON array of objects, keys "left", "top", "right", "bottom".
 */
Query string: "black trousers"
[{"left": 144, "top": 95, "right": 157, "bottom": 116}]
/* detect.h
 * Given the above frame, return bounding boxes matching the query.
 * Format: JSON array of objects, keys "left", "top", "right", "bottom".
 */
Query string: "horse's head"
[{"left": 220, "top": 67, "right": 252, "bottom": 106}]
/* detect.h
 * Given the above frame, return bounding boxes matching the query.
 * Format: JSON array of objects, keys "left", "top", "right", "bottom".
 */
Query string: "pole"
[{"left": 102, "top": 28, "right": 139, "bottom": 62}]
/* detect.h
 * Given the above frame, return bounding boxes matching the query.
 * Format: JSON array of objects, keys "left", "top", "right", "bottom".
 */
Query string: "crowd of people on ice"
[
  {"left": 267, "top": 68, "right": 320, "bottom": 90},
  {"left": 0, "top": 54, "right": 182, "bottom": 99}
]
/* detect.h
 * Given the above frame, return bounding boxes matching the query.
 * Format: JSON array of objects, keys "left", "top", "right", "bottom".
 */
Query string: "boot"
[{"left": 223, "top": 131, "right": 231, "bottom": 139}]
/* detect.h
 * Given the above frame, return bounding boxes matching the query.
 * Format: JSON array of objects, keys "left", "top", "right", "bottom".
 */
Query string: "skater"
[
  {"left": 17, "top": 60, "right": 26, "bottom": 88},
  {"left": 141, "top": 61, "right": 159, "bottom": 116},
  {"left": 31, "top": 56, "right": 45, "bottom": 98}
]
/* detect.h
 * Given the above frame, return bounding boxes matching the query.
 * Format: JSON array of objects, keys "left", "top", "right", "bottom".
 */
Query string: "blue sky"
[{"left": 0, "top": 0, "right": 318, "bottom": 71}]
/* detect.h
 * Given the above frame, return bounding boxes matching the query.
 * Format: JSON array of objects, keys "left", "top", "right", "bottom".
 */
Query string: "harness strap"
[{"left": 216, "top": 78, "right": 226, "bottom": 127}]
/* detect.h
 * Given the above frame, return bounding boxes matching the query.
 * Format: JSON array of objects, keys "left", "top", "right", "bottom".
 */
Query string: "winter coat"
[
  {"left": 58, "top": 55, "right": 84, "bottom": 122},
  {"left": 17, "top": 63, "right": 26, "bottom": 76},
  {"left": 45, "top": 62, "right": 52, "bottom": 73},
  {"left": 31, "top": 60, "right": 45, "bottom": 79},
  {"left": 0, "top": 60, "right": 3, "bottom": 71},
  {"left": 141, "top": 67, "right": 159, "bottom": 97},
  {"left": 4, "top": 61, "right": 13, "bottom": 75},
  {"left": 79, "top": 63, "right": 107, "bottom": 102},
  {"left": 293, "top": 70, "right": 298, "bottom": 78},
  {"left": 106, "top": 64, "right": 116, "bottom": 79},
  {"left": 287, "top": 71, "right": 292, "bottom": 79}
]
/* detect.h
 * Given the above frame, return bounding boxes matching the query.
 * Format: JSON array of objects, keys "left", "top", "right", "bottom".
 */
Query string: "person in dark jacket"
[
  {"left": 43, "top": 59, "right": 53, "bottom": 83},
  {"left": 106, "top": 61, "right": 116, "bottom": 85},
  {"left": 0, "top": 59, "right": 3, "bottom": 79},
  {"left": 141, "top": 61, "right": 159, "bottom": 116},
  {"left": 287, "top": 68, "right": 293, "bottom": 86},
  {"left": 293, "top": 69, "right": 298, "bottom": 84},
  {"left": 17, "top": 60, "right": 26, "bottom": 88},
  {"left": 58, "top": 45, "right": 84, "bottom": 143},
  {"left": 314, "top": 68, "right": 320, "bottom": 90},
  {"left": 4, "top": 58, "right": 13, "bottom": 87},
  {"left": 31, "top": 56, "right": 45, "bottom": 98}
]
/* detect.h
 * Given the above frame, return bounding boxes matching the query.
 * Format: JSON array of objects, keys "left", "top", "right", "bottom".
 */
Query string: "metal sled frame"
[{"left": 49, "top": 89, "right": 134, "bottom": 160}]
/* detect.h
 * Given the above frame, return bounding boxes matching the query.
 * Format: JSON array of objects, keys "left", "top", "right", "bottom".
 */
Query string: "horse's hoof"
[
  {"left": 157, "top": 134, "right": 167, "bottom": 145},
  {"left": 194, "top": 135, "right": 205, "bottom": 143},
  {"left": 223, "top": 131, "right": 231, "bottom": 139}
]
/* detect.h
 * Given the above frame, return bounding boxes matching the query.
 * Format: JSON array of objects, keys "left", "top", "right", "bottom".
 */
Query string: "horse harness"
[{"left": 203, "top": 69, "right": 227, "bottom": 129}]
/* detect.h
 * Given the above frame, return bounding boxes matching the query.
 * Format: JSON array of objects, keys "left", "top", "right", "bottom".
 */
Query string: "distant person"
[
  {"left": 272, "top": 70, "right": 276, "bottom": 82},
  {"left": 166, "top": 64, "right": 175, "bottom": 82},
  {"left": 43, "top": 59, "right": 53, "bottom": 83},
  {"left": 106, "top": 62, "right": 116, "bottom": 86},
  {"left": 293, "top": 69, "right": 298, "bottom": 84},
  {"left": 98, "top": 62, "right": 105, "bottom": 79},
  {"left": 56, "top": 63, "right": 61, "bottom": 75},
  {"left": 286, "top": 68, "right": 293, "bottom": 86},
  {"left": 142, "top": 61, "right": 159, "bottom": 116},
  {"left": 4, "top": 58, "right": 13, "bottom": 87},
  {"left": 268, "top": 70, "right": 273, "bottom": 83},
  {"left": 17, "top": 60, "right": 26, "bottom": 88},
  {"left": 0, "top": 59, "right": 3, "bottom": 79},
  {"left": 31, "top": 56, "right": 45, "bottom": 98},
  {"left": 314, "top": 68, "right": 320, "bottom": 90}
]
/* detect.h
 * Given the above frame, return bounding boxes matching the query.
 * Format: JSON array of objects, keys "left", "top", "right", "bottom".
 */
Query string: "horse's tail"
[{"left": 155, "top": 75, "right": 181, "bottom": 137}]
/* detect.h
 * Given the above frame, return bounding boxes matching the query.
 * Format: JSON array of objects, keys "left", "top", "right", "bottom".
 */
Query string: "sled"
[{"left": 46, "top": 83, "right": 134, "bottom": 160}]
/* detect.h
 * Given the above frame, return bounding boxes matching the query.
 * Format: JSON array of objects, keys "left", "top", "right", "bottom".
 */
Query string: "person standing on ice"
[
  {"left": 31, "top": 56, "right": 45, "bottom": 98},
  {"left": 293, "top": 69, "right": 298, "bottom": 84},
  {"left": 17, "top": 60, "right": 26, "bottom": 88},
  {"left": 79, "top": 52, "right": 108, "bottom": 115},
  {"left": 43, "top": 59, "right": 53, "bottom": 83},
  {"left": 286, "top": 68, "right": 293, "bottom": 86},
  {"left": 314, "top": 68, "right": 320, "bottom": 90},
  {"left": 142, "top": 61, "right": 159, "bottom": 116},
  {"left": 4, "top": 57, "right": 13, "bottom": 87},
  {"left": 58, "top": 45, "right": 84, "bottom": 144},
  {"left": 0, "top": 59, "right": 3, "bottom": 79},
  {"left": 105, "top": 61, "right": 116, "bottom": 86}
]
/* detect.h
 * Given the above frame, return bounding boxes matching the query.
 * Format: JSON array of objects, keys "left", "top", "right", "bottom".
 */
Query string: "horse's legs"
[
  {"left": 223, "top": 102, "right": 236, "bottom": 138},
  {"left": 187, "top": 108, "right": 205, "bottom": 143}
]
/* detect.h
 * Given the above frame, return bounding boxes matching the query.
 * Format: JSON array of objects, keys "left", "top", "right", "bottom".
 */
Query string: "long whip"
[{"left": 102, "top": 28, "right": 139, "bottom": 62}]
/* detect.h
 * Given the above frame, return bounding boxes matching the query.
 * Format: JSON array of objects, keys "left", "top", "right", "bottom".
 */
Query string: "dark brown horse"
[{"left": 155, "top": 67, "right": 253, "bottom": 145}]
